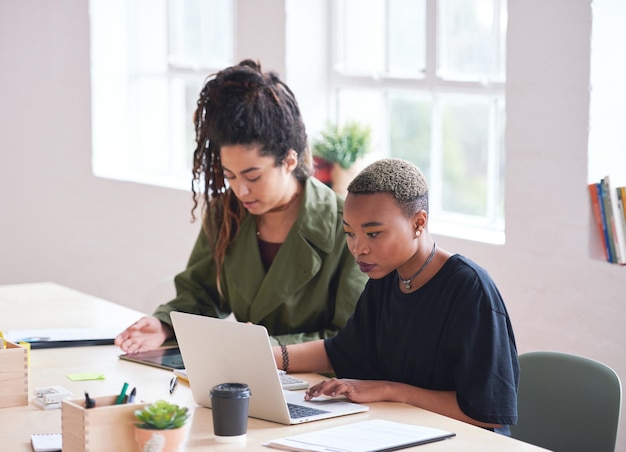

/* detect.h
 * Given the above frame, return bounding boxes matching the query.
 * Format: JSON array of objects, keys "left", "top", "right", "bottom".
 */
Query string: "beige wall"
[{"left": 1, "top": 1, "right": 624, "bottom": 450}]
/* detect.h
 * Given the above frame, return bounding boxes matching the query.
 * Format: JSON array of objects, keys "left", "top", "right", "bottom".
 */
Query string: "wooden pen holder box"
[
  {"left": 0, "top": 341, "right": 28, "bottom": 408},
  {"left": 61, "top": 395, "right": 149, "bottom": 452}
]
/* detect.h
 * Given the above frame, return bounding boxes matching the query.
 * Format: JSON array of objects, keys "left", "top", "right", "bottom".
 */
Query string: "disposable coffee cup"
[{"left": 210, "top": 382, "right": 251, "bottom": 443}]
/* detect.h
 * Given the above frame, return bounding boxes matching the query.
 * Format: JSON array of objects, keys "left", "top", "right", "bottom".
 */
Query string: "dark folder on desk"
[{"left": 4, "top": 328, "right": 119, "bottom": 349}]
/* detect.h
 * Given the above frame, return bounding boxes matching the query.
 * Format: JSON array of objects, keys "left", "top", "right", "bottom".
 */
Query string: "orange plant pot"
[{"left": 134, "top": 426, "right": 188, "bottom": 452}]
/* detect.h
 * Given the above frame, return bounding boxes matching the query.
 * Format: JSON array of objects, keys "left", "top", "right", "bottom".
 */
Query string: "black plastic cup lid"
[{"left": 210, "top": 382, "right": 251, "bottom": 399}]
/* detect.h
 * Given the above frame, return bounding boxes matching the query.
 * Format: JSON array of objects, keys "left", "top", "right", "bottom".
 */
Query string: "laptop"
[{"left": 170, "top": 311, "right": 369, "bottom": 425}]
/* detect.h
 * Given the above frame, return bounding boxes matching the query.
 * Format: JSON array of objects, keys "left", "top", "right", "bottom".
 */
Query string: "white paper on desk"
[
  {"left": 263, "top": 419, "right": 455, "bottom": 452},
  {"left": 4, "top": 327, "right": 119, "bottom": 342},
  {"left": 31, "top": 433, "right": 62, "bottom": 452}
]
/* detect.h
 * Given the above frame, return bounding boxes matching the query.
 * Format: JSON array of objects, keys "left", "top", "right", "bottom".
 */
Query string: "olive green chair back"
[{"left": 510, "top": 351, "right": 622, "bottom": 452}]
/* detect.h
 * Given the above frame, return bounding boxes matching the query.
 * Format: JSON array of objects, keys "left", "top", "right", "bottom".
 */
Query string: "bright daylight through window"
[
  {"left": 90, "top": 0, "right": 506, "bottom": 243},
  {"left": 90, "top": 0, "right": 233, "bottom": 190},
  {"left": 332, "top": 0, "right": 506, "bottom": 243}
]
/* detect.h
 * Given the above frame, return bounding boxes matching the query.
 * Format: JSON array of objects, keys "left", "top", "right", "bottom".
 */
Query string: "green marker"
[{"left": 115, "top": 382, "right": 129, "bottom": 405}]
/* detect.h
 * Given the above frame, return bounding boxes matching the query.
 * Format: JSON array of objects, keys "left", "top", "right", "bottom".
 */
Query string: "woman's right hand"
[{"left": 114, "top": 316, "right": 172, "bottom": 354}]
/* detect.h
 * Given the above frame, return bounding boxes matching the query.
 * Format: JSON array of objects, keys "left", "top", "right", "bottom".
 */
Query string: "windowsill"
[
  {"left": 429, "top": 219, "right": 505, "bottom": 245},
  {"left": 93, "top": 169, "right": 189, "bottom": 192}
]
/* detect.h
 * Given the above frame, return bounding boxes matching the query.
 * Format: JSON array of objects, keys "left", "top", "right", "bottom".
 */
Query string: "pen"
[
  {"left": 84, "top": 391, "right": 96, "bottom": 409},
  {"left": 169, "top": 376, "right": 178, "bottom": 395},
  {"left": 127, "top": 387, "right": 136, "bottom": 404},
  {"left": 115, "top": 382, "right": 129, "bottom": 405}
]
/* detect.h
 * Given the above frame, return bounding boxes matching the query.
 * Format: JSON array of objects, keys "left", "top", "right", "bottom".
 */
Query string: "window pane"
[
  {"left": 131, "top": 0, "right": 168, "bottom": 73},
  {"left": 438, "top": 0, "right": 506, "bottom": 81},
  {"left": 440, "top": 96, "right": 490, "bottom": 216},
  {"left": 168, "top": 0, "right": 234, "bottom": 68},
  {"left": 131, "top": 78, "right": 170, "bottom": 173},
  {"left": 496, "top": 98, "right": 505, "bottom": 226},
  {"left": 168, "top": 77, "right": 203, "bottom": 175},
  {"left": 388, "top": 0, "right": 426, "bottom": 76},
  {"left": 337, "top": 88, "right": 384, "bottom": 143},
  {"left": 498, "top": 0, "right": 507, "bottom": 80},
  {"left": 389, "top": 92, "right": 432, "bottom": 180},
  {"left": 127, "top": 76, "right": 200, "bottom": 182},
  {"left": 205, "top": 0, "right": 234, "bottom": 65},
  {"left": 336, "top": 0, "right": 385, "bottom": 73},
  {"left": 183, "top": 79, "right": 203, "bottom": 169},
  {"left": 168, "top": 0, "right": 202, "bottom": 66}
]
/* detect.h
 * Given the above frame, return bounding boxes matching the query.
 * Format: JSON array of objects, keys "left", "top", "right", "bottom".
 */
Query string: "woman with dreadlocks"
[{"left": 116, "top": 60, "right": 367, "bottom": 353}]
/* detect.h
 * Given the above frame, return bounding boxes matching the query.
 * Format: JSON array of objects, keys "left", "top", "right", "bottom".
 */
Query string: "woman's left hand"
[{"left": 304, "top": 378, "right": 387, "bottom": 403}]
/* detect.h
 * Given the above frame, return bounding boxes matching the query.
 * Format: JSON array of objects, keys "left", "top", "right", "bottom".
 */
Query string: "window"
[
  {"left": 90, "top": 0, "right": 234, "bottom": 190},
  {"left": 90, "top": 0, "right": 506, "bottom": 243},
  {"left": 331, "top": 0, "right": 507, "bottom": 243}
]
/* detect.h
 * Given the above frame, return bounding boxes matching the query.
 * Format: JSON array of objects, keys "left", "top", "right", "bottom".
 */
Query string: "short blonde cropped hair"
[{"left": 347, "top": 158, "right": 429, "bottom": 216}]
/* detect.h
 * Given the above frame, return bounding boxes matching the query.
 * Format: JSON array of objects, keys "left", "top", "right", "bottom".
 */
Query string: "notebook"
[
  {"left": 30, "top": 433, "right": 62, "bottom": 452},
  {"left": 170, "top": 311, "right": 369, "bottom": 425},
  {"left": 264, "top": 419, "right": 455, "bottom": 451}
]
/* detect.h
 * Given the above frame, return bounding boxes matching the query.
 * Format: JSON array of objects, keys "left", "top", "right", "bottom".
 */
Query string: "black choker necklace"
[{"left": 398, "top": 242, "right": 437, "bottom": 290}]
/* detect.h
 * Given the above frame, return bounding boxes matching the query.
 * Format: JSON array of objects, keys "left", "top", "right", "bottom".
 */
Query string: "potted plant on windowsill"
[
  {"left": 134, "top": 400, "right": 190, "bottom": 452},
  {"left": 312, "top": 121, "right": 372, "bottom": 197}
]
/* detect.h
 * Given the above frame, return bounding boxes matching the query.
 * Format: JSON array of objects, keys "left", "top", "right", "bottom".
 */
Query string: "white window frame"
[
  {"left": 90, "top": 0, "right": 505, "bottom": 244},
  {"left": 90, "top": 0, "right": 235, "bottom": 192},
  {"left": 328, "top": 0, "right": 506, "bottom": 244}
]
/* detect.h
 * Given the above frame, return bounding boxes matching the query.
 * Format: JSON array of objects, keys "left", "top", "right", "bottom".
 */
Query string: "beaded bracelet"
[{"left": 280, "top": 344, "right": 289, "bottom": 372}]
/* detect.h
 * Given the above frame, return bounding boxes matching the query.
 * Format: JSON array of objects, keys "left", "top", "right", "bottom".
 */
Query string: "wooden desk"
[{"left": 0, "top": 283, "right": 548, "bottom": 451}]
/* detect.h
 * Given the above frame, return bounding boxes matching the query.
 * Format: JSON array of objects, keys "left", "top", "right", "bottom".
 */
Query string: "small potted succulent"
[
  {"left": 134, "top": 400, "right": 190, "bottom": 452},
  {"left": 312, "top": 120, "right": 372, "bottom": 196}
]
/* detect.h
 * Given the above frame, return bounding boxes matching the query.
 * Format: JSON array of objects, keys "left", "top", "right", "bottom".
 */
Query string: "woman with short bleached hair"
[{"left": 274, "top": 158, "right": 519, "bottom": 435}]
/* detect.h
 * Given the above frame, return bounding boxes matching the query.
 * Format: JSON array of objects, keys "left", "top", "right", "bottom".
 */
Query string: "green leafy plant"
[
  {"left": 312, "top": 121, "right": 372, "bottom": 170},
  {"left": 134, "top": 400, "right": 190, "bottom": 430}
]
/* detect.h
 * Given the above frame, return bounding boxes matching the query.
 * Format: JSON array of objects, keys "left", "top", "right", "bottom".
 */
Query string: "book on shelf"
[
  {"left": 589, "top": 176, "right": 626, "bottom": 265},
  {"left": 617, "top": 187, "right": 626, "bottom": 258},
  {"left": 600, "top": 178, "right": 619, "bottom": 263},
  {"left": 615, "top": 187, "right": 626, "bottom": 228},
  {"left": 604, "top": 176, "right": 626, "bottom": 264},
  {"left": 588, "top": 182, "right": 610, "bottom": 262}
]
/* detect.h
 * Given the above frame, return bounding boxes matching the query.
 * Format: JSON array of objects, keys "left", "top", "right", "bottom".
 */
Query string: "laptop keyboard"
[
  {"left": 287, "top": 403, "right": 330, "bottom": 419},
  {"left": 279, "top": 372, "right": 310, "bottom": 390}
]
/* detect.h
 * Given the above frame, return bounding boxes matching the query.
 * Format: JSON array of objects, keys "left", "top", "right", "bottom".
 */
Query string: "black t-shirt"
[{"left": 325, "top": 254, "right": 519, "bottom": 434}]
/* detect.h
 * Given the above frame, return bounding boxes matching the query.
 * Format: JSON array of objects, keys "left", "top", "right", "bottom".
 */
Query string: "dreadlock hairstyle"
[
  {"left": 347, "top": 158, "right": 429, "bottom": 218},
  {"left": 190, "top": 59, "right": 312, "bottom": 289}
]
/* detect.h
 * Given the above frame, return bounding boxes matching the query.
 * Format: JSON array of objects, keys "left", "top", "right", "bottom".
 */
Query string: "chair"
[{"left": 510, "top": 351, "right": 622, "bottom": 452}]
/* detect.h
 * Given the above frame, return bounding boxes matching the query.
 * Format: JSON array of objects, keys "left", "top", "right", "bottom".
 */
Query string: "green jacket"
[{"left": 153, "top": 178, "right": 367, "bottom": 345}]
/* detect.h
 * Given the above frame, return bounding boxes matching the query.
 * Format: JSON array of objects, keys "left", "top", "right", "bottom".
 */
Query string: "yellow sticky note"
[{"left": 67, "top": 372, "right": 106, "bottom": 381}]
